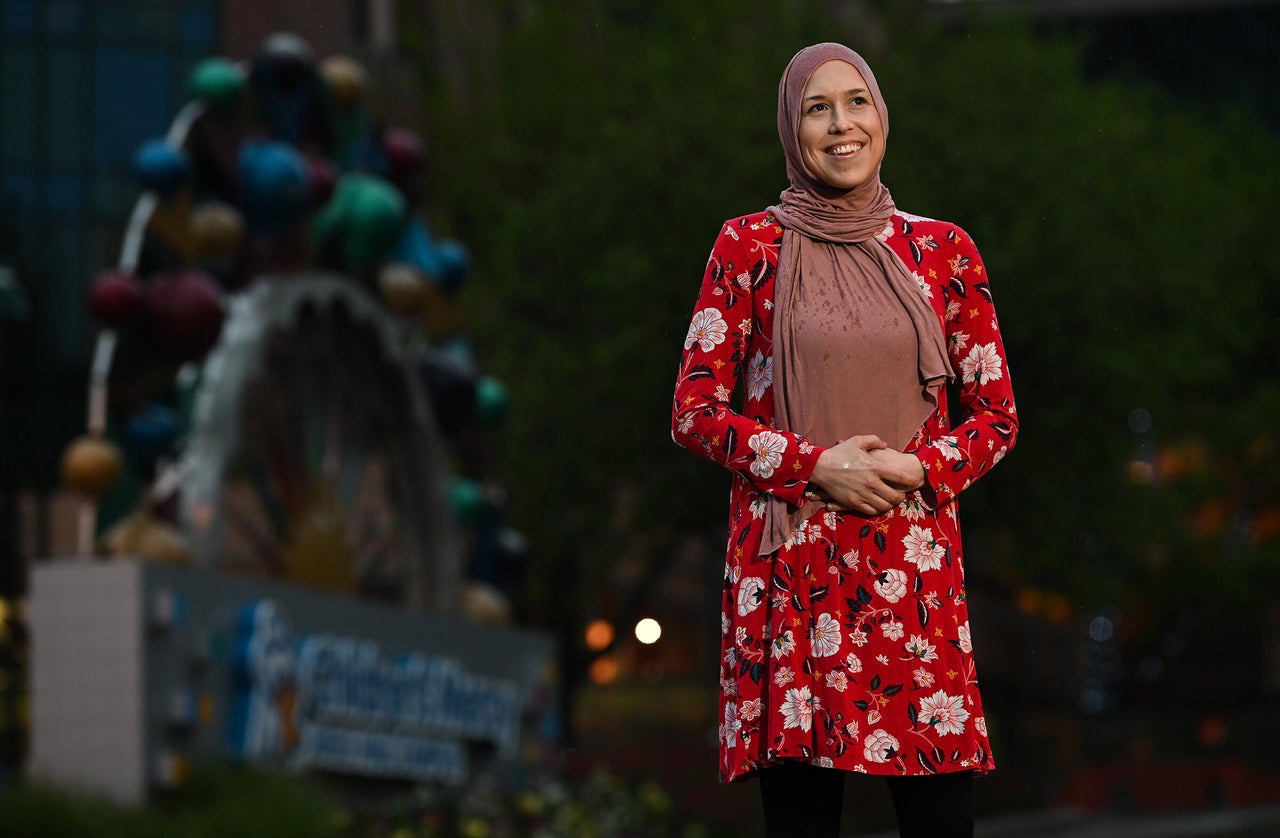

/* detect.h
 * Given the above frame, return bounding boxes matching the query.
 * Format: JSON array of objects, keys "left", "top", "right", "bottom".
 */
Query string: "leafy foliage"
[{"left": 417, "top": 3, "right": 1280, "bottom": 635}]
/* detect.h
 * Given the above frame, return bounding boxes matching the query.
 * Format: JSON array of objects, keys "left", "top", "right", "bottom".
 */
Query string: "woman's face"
[{"left": 797, "top": 59, "right": 885, "bottom": 191}]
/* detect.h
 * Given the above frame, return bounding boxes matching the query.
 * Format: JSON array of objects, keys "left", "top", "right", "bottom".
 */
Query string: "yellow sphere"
[
  {"left": 61, "top": 436, "right": 124, "bottom": 496},
  {"left": 378, "top": 263, "right": 430, "bottom": 315},
  {"left": 190, "top": 201, "right": 246, "bottom": 259},
  {"left": 320, "top": 55, "right": 370, "bottom": 110},
  {"left": 105, "top": 511, "right": 192, "bottom": 563},
  {"left": 462, "top": 582, "right": 513, "bottom": 624}
]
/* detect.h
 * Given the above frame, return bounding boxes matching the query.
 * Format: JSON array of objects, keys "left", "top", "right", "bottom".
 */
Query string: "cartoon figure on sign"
[{"left": 228, "top": 599, "right": 301, "bottom": 761}]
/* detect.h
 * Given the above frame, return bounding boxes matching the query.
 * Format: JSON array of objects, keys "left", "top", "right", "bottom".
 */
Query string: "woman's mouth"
[{"left": 827, "top": 142, "right": 863, "bottom": 156}]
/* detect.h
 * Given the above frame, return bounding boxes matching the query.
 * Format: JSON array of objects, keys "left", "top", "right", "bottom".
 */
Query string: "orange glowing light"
[
  {"left": 584, "top": 619, "right": 614, "bottom": 651},
  {"left": 589, "top": 655, "right": 619, "bottom": 685}
]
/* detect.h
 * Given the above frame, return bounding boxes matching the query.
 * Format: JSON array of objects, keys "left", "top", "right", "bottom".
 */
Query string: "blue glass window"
[
  {"left": 0, "top": 0, "right": 38, "bottom": 36},
  {"left": 91, "top": 48, "right": 172, "bottom": 169},
  {"left": 1, "top": 45, "right": 38, "bottom": 167}
]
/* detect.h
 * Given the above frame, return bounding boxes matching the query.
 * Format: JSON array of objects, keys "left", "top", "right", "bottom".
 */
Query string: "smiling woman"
[
  {"left": 671, "top": 42, "right": 1018, "bottom": 838},
  {"left": 797, "top": 60, "right": 885, "bottom": 192}
]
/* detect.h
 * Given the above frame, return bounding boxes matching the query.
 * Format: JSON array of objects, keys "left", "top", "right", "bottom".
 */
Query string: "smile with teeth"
[{"left": 828, "top": 142, "right": 864, "bottom": 155}]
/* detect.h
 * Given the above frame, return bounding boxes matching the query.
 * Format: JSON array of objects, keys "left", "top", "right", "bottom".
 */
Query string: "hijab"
[{"left": 761, "top": 43, "right": 953, "bottom": 555}]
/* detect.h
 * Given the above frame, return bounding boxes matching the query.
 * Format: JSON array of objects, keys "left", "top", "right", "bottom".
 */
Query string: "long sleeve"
[
  {"left": 671, "top": 219, "right": 821, "bottom": 506},
  {"left": 911, "top": 227, "right": 1018, "bottom": 508}
]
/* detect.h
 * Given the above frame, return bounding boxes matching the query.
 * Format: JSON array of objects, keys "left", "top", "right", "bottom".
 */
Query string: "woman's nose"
[{"left": 830, "top": 107, "right": 853, "bottom": 132}]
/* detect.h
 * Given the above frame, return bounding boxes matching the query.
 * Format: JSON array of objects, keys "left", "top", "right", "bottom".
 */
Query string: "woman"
[{"left": 671, "top": 43, "right": 1017, "bottom": 837}]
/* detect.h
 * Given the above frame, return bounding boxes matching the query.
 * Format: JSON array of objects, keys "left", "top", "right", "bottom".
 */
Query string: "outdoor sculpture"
[{"left": 63, "top": 34, "right": 521, "bottom": 618}]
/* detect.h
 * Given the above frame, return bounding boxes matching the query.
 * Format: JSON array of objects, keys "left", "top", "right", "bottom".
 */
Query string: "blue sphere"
[
  {"left": 132, "top": 139, "right": 190, "bottom": 196},
  {"left": 122, "top": 403, "right": 182, "bottom": 471},
  {"left": 434, "top": 239, "right": 471, "bottom": 294},
  {"left": 237, "top": 140, "right": 312, "bottom": 234}
]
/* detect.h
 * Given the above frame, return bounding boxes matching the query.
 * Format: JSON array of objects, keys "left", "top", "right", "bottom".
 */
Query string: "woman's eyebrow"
[{"left": 803, "top": 87, "right": 868, "bottom": 103}]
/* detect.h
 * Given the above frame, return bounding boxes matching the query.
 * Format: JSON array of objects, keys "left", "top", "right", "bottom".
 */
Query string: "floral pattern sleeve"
[
  {"left": 671, "top": 219, "right": 821, "bottom": 506},
  {"left": 910, "top": 226, "right": 1018, "bottom": 508}
]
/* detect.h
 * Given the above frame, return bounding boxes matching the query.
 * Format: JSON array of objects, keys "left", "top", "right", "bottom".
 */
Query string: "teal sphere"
[{"left": 189, "top": 58, "right": 245, "bottom": 112}]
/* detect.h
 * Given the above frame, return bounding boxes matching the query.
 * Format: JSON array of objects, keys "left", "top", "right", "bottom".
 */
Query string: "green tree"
[{"left": 412, "top": 1, "right": 1280, "bottom": 720}]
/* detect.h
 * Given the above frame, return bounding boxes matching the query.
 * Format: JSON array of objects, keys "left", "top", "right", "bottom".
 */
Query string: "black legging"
[{"left": 759, "top": 761, "right": 974, "bottom": 837}]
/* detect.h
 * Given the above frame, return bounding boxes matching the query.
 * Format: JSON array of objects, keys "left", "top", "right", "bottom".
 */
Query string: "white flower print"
[
  {"left": 812, "top": 756, "right": 834, "bottom": 768},
  {"left": 960, "top": 342, "right": 1004, "bottom": 384},
  {"left": 772, "top": 629, "right": 796, "bottom": 659},
  {"left": 876, "top": 654, "right": 890, "bottom": 665},
  {"left": 774, "top": 666, "right": 794, "bottom": 687},
  {"left": 913, "top": 272, "right": 932, "bottom": 298},
  {"left": 747, "top": 430, "right": 787, "bottom": 479},
  {"left": 913, "top": 667, "right": 935, "bottom": 688},
  {"left": 749, "top": 495, "right": 768, "bottom": 520},
  {"left": 721, "top": 612, "right": 730, "bottom": 634},
  {"left": 845, "top": 721, "right": 859, "bottom": 739},
  {"left": 876, "top": 568, "right": 909, "bottom": 603},
  {"left": 863, "top": 730, "right": 900, "bottom": 763},
  {"left": 882, "top": 621, "right": 905, "bottom": 642},
  {"left": 823, "top": 510, "right": 840, "bottom": 530},
  {"left": 849, "top": 630, "right": 870, "bottom": 647},
  {"left": 933, "top": 436, "right": 963, "bottom": 461},
  {"left": 721, "top": 702, "right": 742, "bottom": 747},
  {"left": 949, "top": 330, "right": 971, "bottom": 351},
  {"left": 780, "top": 686, "right": 819, "bottom": 732},
  {"left": 798, "top": 440, "right": 815, "bottom": 454},
  {"left": 737, "top": 576, "right": 766, "bottom": 616},
  {"left": 945, "top": 300, "right": 961, "bottom": 322},
  {"left": 900, "top": 495, "right": 926, "bottom": 522},
  {"left": 841, "top": 549, "right": 860, "bottom": 570},
  {"left": 903, "top": 526, "right": 945, "bottom": 572},
  {"left": 685, "top": 307, "right": 728, "bottom": 352},
  {"left": 739, "top": 698, "right": 762, "bottom": 721},
  {"left": 810, "top": 613, "right": 842, "bottom": 658},
  {"left": 958, "top": 623, "right": 973, "bottom": 654},
  {"left": 904, "top": 634, "right": 939, "bottom": 663},
  {"left": 975, "top": 716, "right": 988, "bottom": 737},
  {"left": 746, "top": 350, "right": 773, "bottom": 401},
  {"left": 919, "top": 690, "right": 970, "bottom": 736},
  {"left": 714, "top": 384, "right": 732, "bottom": 402},
  {"left": 867, "top": 709, "right": 882, "bottom": 724},
  {"left": 825, "top": 670, "right": 849, "bottom": 692},
  {"left": 845, "top": 653, "right": 863, "bottom": 673},
  {"left": 676, "top": 414, "right": 694, "bottom": 435},
  {"left": 720, "top": 676, "right": 737, "bottom": 696}
]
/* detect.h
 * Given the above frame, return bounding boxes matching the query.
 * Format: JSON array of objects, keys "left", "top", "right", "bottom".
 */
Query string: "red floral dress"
[{"left": 672, "top": 210, "right": 1017, "bottom": 782}]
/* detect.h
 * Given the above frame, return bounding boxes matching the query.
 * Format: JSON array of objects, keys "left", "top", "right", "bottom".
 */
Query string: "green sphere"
[
  {"left": 475, "top": 376, "right": 509, "bottom": 427},
  {"left": 189, "top": 58, "right": 245, "bottom": 112}
]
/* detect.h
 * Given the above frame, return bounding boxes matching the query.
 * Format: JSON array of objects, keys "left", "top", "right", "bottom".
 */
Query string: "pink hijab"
[{"left": 761, "top": 43, "right": 953, "bottom": 555}]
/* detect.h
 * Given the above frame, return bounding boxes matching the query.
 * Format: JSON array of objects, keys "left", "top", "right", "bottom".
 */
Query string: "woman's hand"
[{"left": 806, "top": 435, "right": 925, "bottom": 516}]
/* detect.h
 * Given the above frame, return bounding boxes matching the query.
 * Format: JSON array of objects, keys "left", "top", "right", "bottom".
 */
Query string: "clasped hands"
[{"left": 805, "top": 435, "right": 925, "bottom": 517}]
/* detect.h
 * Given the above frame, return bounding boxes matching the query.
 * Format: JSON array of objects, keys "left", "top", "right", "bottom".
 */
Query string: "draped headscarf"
[{"left": 761, "top": 43, "right": 953, "bottom": 555}]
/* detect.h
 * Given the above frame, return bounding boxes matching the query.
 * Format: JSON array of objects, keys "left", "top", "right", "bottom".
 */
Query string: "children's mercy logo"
[{"left": 227, "top": 599, "right": 521, "bottom": 785}]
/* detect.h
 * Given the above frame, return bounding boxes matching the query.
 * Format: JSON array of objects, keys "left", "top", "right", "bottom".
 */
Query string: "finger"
[{"left": 850, "top": 434, "right": 888, "bottom": 451}]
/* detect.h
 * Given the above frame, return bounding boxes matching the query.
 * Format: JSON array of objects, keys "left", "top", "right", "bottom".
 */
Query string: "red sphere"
[
  {"left": 307, "top": 156, "right": 338, "bottom": 206},
  {"left": 146, "top": 270, "right": 226, "bottom": 361},
  {"left": 382, "top": 128, "right": 426, "bottom": 174},
  {"left": 88, "top": 271, "right": 147, "bottom": 329}
]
